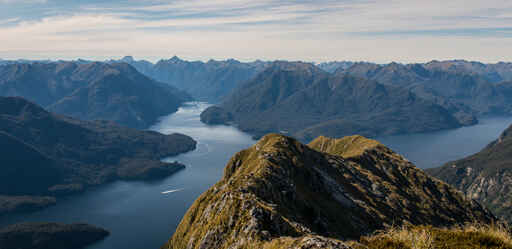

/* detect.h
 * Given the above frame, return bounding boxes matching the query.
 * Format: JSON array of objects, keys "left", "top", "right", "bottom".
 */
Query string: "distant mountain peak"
[
  {"left": 267, "top": 60, "right": 322, "bottom": 74},
  {"left": 169, "top": 55, "right": 182, "bottom": 62},
  {"left": 121, "top": 56, "right": 135, "bottom": 62},
  {"left": 316, "top": 61, "right": 355, "bottom": 73}
]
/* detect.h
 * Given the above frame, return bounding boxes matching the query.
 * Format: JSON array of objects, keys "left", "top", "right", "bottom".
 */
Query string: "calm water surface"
[
  {"left": 1, "top": 103, "right": 510, "bottom": 249},
  {"left": 376, "top": 116, "right": 512, "bottom": 169},
  {"left": 0, "top": 102, "right": 255, "bottom": 249}
]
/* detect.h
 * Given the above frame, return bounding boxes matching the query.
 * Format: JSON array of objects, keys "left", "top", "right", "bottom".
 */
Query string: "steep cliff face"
[
  {"left": 428, "top": 124, "right": 512, "bottom": 222},
  {"left": 163, "top": 134, "right": 495, "bottom": 249}
]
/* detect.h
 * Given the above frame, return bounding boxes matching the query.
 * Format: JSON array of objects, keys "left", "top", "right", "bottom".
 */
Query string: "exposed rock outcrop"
[
  {"left": 428, "top": 124, "right": 512, "bottom": 222},
  {"left": 163, "top": 134, "right": 495, "bottom": 249}
]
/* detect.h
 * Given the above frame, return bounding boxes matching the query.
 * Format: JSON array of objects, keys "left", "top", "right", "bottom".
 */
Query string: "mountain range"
[
  {"left": 316, "top": 61, "right": 354, "bottom": 73},
  {"left": 428, "top": 124, "right": 512, "bottom": 223},
  {"left": 113, "top": 56, "right": 270, "bottom": 102},
  {"left": 116, "top": 57, "right": 355, "bottom": 102},
  {"left": 2, "top": 56, "right": 512, "bottom": 249},
  {"left": 423, "top": 60, "right": 512, "bottom": 83},
  {"left": 7, "top": 58, "right": 512, "bottom": 116},
  {"left": 163, "top": 134, "right": 495, "bottom": 249},
  {"left": 117, "top": 58, "right": 512, "bottom": 113},
  {"left": 200, "top": 61, "right": 469, "bottom": 141},
  {"left": 0, "top": 59, "right": 53, "bottom": 66},
  {"left": 0, "top": 96, "right": 196, "bottom": 214},
  {"left": 0, "top": 62, "right": 191, "bottom": 129},
  {"left": 341, "top": 61, "right": 512, "bottom": 117}
]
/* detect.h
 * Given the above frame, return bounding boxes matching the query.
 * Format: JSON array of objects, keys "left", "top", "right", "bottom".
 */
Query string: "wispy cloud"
[
  {"left": 0, "top": 0, "right": 46, "bottom": 3},
  {"left": 0, "top": 0, "right": 511, "bottom": 63},
  {"left": 0, "top": 17, "right": 20, "bottom": 25},
  {"left": 351, "top": 27, "right": 512, "bottom": 38}
]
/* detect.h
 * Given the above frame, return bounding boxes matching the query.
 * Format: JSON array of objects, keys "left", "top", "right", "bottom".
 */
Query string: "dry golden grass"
[
  {"left": 309, "top": 135, "right": 381, "bottom": 158},
  {"left": 350, "top": 223, "right": 512, "bottom": 249}
]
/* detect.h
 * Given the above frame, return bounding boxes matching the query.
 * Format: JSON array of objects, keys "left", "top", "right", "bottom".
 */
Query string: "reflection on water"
[
  {"left": 0, "top": 102, "right": 510, "bottom": 249},
  {"left": 376, "top": 116, "right": 512, "bottom": 169},
  {"left": 0, "top": 102, "right": 255, "bottom": 249},
  {"left": 150, "top": 102, "right": 253, "bottom": 143}
]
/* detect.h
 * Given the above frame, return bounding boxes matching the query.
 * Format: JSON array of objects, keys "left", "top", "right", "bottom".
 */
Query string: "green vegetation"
[
  {"left": 342, "top": 61, "right": 512, "bottom": 119},
  {"left": 163, "top": 134, "right": 496, "bottom": 249},
  {"left": 428, "top": 124, "right": 512, "bottom": 223},
  {"left": 0, "top": 196, "right": 56, "bottom": 215},
  {"left": 200, "top": 106, "right": 233, "bottom": 125},
  {"left": 0, "top": 62, "right": 191, "bottom": 128},
  {"left": 202, "top": 61, "right": 465, "bottom": 141},
  {"left": 0, "top": 222, "right": 109, "bottom": 249},
  {"left": 308, "top": 135, "right": 381, "bottom": 158},
  {"left": 0, "top": 96, "right": 196, "bottom": 214}
]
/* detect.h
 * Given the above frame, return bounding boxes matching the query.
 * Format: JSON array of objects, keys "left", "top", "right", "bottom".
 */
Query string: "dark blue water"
[
  {"left": 376, "top": 116, "right": 512, "bottom": 169},
  {"left": 0, "top": 103, "right": 510, "bottom": 249},
  {"left": 0, "top": 102, "right": 255, "bottom": 249}
]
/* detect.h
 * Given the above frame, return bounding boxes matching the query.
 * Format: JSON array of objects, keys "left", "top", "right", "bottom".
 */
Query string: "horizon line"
[{"left": 1, "top": 55, "right": 511, "bottom": 65}]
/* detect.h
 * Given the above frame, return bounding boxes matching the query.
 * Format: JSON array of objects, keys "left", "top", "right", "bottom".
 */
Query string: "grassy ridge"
[
  {"left": 351, "top": 224, "right": 512, "bottom": 249},
  {"left": 163, "top": 134, "right": 496, "bottom": 249}
]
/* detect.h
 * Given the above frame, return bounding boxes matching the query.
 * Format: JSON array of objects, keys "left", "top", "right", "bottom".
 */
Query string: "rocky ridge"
[{"left": 163, "top": 134, "right": 495, "bottom": 249}]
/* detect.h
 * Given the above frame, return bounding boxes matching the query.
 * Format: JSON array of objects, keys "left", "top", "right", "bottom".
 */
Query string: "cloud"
[
  {"left": 0, "top": 0, "right": 511, "bottom": 63},
  {"left": 0, "top": 0, "right": 46, "bottom": 4},
  {"left": 350, "top": 28, "right": 512, "bottom": 38},
  {"left": 0, "top": 17, "right": 19, "bottom": 25}
]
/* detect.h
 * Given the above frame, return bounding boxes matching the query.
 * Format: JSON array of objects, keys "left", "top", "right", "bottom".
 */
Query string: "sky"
[{"left": 0, "top": 0, "right": 511, "bottom": 63}]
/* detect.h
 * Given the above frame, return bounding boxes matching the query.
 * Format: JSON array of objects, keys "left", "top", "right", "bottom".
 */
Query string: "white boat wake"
[{"left": 161, "top": 188, "right": 184, "bottom": 194}]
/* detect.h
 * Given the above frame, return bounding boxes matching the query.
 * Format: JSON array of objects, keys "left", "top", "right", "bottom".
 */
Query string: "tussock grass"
[
  {"left": 309, "top": 135, "right": 382, "bottom": 158},
  {"left": 351, "top": 223, "right": 512, "bottom": 249}
]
